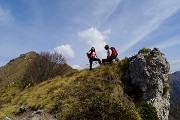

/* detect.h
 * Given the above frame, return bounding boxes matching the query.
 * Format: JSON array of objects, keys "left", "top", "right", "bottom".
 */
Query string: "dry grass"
[
  {"left": 0, "top": 51, "right": 38, "bottom": 87},
  {"left": 0, "top": 58, "right": 160, "bottom": 119},
  {"left": 0, "top": 63, "right": 142, "bottom": 119}
]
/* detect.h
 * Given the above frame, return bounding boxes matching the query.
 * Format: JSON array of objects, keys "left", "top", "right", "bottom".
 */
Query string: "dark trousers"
[
  {"left": 102, "top": 56, "right": 114, "bottom": 64},
  {"left": 89, "top": 57, "right": 101, "bottom": 70}
]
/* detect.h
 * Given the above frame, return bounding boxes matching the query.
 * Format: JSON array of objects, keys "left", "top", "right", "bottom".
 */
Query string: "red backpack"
[{"left": 111, "top": 47, "right": 118, "bottom": 58}]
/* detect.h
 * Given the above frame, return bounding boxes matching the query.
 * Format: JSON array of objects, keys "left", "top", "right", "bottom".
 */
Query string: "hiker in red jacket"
[
  {"left": 102, "top": 45, "right": 118, "bottom": 63},
  {"left": 87, "top": 47, "right": 101, "bottom": 70}
]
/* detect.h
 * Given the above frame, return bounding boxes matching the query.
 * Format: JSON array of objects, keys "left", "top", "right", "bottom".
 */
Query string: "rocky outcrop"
[
  {"left": 16, "top": 106, "right": 27, "bottom": 115},
  {"left": 4, "top": 117, "right": 11, "bottom": 120},
  {"left": 128, "top": 48, "right": 170, "bottom": 120},
  {"left": 13, "top": 110, "right": 57, "bottom": 120}
]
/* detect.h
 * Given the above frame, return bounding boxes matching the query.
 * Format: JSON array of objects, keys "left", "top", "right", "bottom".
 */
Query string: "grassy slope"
[
  {"left": 0, "top": 63, "right": 143, "bottom": 120},
  {"left": 0, "top": 51, "right": 160, "bottom": 120},
  {"left": 0, "top": 51, "right": 38, "bottom": 87}
]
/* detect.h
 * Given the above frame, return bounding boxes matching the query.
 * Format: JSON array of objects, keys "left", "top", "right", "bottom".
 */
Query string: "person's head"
[
  {"left": 104, "top": 45, "right": 109, "bottom": 50},
  {"left": 91, "top": 47, "right": 95, "bottom": 52}
]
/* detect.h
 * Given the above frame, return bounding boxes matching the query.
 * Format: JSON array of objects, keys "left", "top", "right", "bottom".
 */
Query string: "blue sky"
[{"left": 0, "top": 0, "right": 180, "bottom": 72}]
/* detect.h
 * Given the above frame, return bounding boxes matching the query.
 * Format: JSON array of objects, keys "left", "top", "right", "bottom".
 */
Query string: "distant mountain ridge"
[
  {"left": 169, "top": 71, "right": 180, "bottom": 120},
  {"left": 170, "top": 71, "right": 180, "bottom": 106}
]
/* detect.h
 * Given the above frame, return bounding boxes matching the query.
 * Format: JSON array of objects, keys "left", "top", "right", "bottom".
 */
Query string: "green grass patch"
[
  {"left": 138, "top": 48, "right": 151, "bottom": 54},
  {"left": 139, "top": 102, "right": 158, "bottom": 120}
]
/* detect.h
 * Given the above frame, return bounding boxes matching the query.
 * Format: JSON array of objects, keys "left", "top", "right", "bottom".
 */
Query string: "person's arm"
[
  {"left": 88, "top": 50, "right": 91, "bottom": 54},
  {"left": 107, "top": 49, "right": 112, "bottom": 58}
]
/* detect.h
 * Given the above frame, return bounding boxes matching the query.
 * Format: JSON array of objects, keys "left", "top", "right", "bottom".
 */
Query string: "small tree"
[
  {"left": 20, "top": 52, "right": 71, "bottom": 89},
  {"left": 40, "top": 51, "right": 66, "bottom": 64},
  {"left": 20, "top": 55, "right": 52, "bottom": 88}
]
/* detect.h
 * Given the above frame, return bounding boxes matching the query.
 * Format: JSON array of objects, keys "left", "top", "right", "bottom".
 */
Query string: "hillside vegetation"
[
  {"left": 0, "top": 48, "right": 168, "bottom": 120},
  {"left": 0, "top": 64, "right": 143, "bottom": 119},
  {"left": 0, "top": 51, "right": 74, "bottom": 89},
  {"left": 0, "top": 51, "right": 38, "bottom": 87}
]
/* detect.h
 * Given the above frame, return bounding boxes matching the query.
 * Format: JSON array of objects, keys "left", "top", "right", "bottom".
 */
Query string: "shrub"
[
  {"left": 139, "top": 102, "right": 158, "bottom": 120},
  {"left": 20, "top": 53, "right": 71, "bottom": 89},
  {"left": 163, "top": 83, "right": 170, "bottom": 96},
  {"left": 146, "top": 54, "right": 153, "bottom": 65},
  {"left": 56, "top": 93, "right": 141, "bottom": 120},
  {"left": 40, "top": 51, "right": 66, "bottom": 64},
  {"left": 138, "top": 48, "right": 151, "bottom": 54},
  {"left": 117, "top": 57, "right": 130, "bottom": 72}
]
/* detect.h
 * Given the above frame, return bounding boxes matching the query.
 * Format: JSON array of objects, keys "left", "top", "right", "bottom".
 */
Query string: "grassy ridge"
[
  {"left": 0, "top": 53, "right": 160, "bottom": 119},
  {"left": 0, "top": 64, "right": 143, "bottom": 119},
  {"left": 0, "top": 51, "right": 38, "bottom": 87}
]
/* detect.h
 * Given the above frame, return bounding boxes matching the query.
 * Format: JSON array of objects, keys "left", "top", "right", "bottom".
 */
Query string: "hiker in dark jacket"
[
  {"left": 87, "top": 47, "right": 101, "bottom": 70},
  {"left": 102, "top": 45, "right": 118, "bottom": 63}
]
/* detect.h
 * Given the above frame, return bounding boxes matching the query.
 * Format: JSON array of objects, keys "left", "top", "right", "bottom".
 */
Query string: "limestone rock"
[
  {"left": 128, "top": 48, "right": 170, "bottom": 120},
  {"left": 16, "top": 106, "right": 27, "bottom": 115},
  {"left": 4, "top": 117, "right": 11, "bottom": 120}
]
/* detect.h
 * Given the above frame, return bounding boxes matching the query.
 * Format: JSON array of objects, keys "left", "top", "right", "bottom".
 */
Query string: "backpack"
[
  {"left": 111, "top": 47, "right": 118, "bottom": 58},
  {"left": 86, "top": 50, "right": 93, "bottom": 58},
  {"left": 86, "top": 53, "right": 90, "bottom": 58}
]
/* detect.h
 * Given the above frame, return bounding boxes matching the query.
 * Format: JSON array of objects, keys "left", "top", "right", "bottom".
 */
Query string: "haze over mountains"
[{"left": 169, "top": 71, "right": 180, "bottom": 120}]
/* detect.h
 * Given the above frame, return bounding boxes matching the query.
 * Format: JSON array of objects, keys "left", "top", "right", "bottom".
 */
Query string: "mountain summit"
[
  {"left": 125, "top": 48, "right": 170, "bottom": 120},
  {"left": 0, "top": 48, "right": 170, "bottom": 120},
  {"left": 0, "top": 51, "right": 39, "bottom": 87}
]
